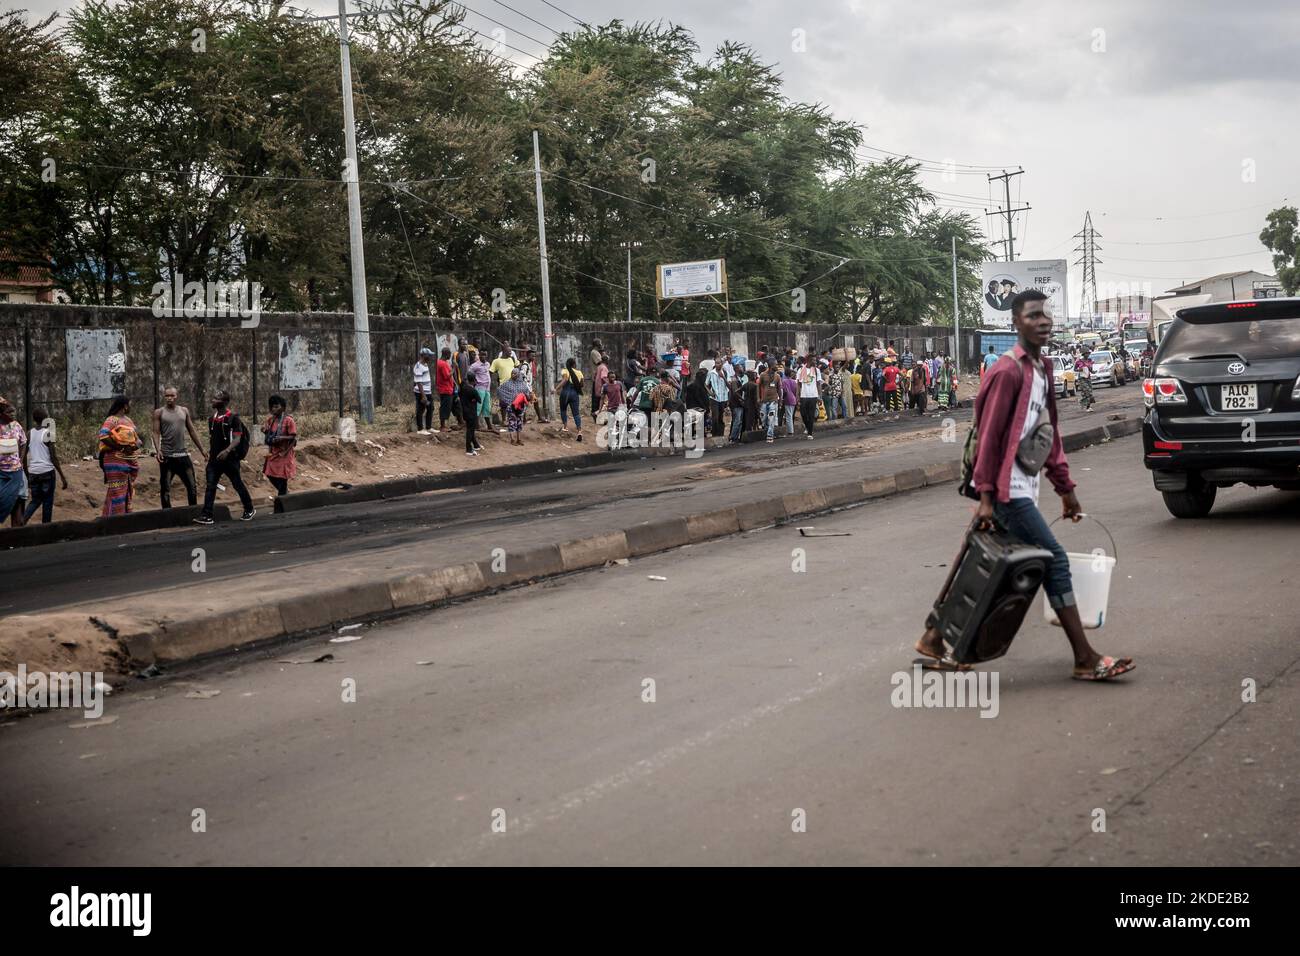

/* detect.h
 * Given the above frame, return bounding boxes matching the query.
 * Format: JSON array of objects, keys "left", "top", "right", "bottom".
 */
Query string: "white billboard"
[
  {"left": 657, "top": 259, "right": 726, "bottom": 299},
  {"left": 980, "top": 260, "right": 1069, "bottom": 328}
]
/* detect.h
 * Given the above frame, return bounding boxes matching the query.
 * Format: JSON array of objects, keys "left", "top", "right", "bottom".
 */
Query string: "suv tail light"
[
  {"left": 1152, "top": 377, "right": 1187, "bottom": 405},
  {"left": 1141, "top": 378, "right": 1155, "bottom": 407}
]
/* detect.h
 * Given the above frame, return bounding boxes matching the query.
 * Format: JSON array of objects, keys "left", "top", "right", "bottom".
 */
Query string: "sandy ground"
[{"left": 25, "top": 415, "right": 597, "bottom": 522}]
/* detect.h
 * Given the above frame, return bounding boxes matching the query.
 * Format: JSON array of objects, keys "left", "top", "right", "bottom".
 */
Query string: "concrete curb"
[
  {"left": 0, "top": 505, "right": 233, "bottom": 549},
  {"left": 6, "top": 417, "right": 1138, "bottom": 675}
]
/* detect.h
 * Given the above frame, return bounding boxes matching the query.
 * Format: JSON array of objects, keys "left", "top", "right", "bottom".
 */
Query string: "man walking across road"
[
  {"left": 916, "top": 290, "right": 1135, "bottom": 681},
  {"left": 152, "top": 385, "right": 206, "bottom": 509},
  {"left": 195, "top": 389, "right": 254, "bottom": 524}
]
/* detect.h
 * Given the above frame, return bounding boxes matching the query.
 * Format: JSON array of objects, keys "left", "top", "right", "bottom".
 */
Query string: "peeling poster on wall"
[
  {"left": 279, "top": 332, "right": 324, "bottom": 390},
  {"left": 65, "top": 329, "right": 126, "bottom": 401}
]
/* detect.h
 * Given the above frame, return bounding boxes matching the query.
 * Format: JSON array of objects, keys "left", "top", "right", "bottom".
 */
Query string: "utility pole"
[
  {"left": 532, "top": 130, "right": 555, "bottom": 413},
  {"left": 1073, "top": 211, "right": 1103, "bottom": 329},
  {"left": 951, "top": 235, "right": 961, "bottom": 376},
  {"left": 337, "top": 0, "right": 373, "bottom": 423},
  {"left": 986, "top": 168, "right": 1030, "bottom": 263},
  {"left": 620, "top": 240, "right": 642, "bottom": 323}
]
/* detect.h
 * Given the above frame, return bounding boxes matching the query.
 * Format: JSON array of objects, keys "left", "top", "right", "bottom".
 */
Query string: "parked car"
[
  {"left": 1050, "top": 355, "right": 1076, "bottom": 396},
  {"left": 1142, "top": 297, "right": 1300, "bottom": 518}
]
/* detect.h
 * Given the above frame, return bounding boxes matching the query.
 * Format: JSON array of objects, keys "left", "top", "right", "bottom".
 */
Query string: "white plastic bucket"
[{"left": 1043, "top": 551, "right": 1116, "bottom": 629}]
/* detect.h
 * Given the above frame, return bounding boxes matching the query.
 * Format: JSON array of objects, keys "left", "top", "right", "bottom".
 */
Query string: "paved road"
[
  {"left": 2, "top": 431, "right": 1295, "bottom": 865},
  {"left": 0, "top": 384, "right": 1137, "bottom": 616}
]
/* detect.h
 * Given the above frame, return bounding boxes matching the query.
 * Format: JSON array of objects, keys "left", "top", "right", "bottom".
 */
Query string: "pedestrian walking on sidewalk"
[
  {"left": 97, "top": 396, "right": 141, "bottom": 517},
  {"left": 195, "top": 390, "right": 254, "bottom": 523},
  {"left": 152, "top": 386, "right": 205, "bottom": 508},
  {"left": 261, "top": 395, "right": 298, "bottom": 496},
  {"left": 556, "top": 357, "right": 585, "bottom": 442},
  {"left": 22, "top": 407, "right": 68, "bottom": 524}
]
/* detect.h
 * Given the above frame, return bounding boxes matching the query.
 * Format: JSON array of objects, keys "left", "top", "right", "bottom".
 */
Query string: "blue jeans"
[
  {"left": 729, "top": 407, "right": 745, "bottom": 441},
  {"left": 560, "top": 387, "right": 581, "bottom": 428},
  {"left": 761, "top": 401, "right": 779, "bottom": 438},
  {"left": 994, "top": 498, "right": 1076, "bottom": 609},
  {"left": 783, "top": 404, "right": 795, "bottom": 436},
  {"left": 833, "top": 395, "right": 848, "bottom": 419},
  {"left": 24, "top": 472, "right": 56, "bottom": 523}
]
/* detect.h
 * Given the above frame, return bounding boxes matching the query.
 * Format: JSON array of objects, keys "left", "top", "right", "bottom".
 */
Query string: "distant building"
[
  {"left": 1165, "top": 270, "right": 1280, "bottom": 302},
  {"left": 0, "top": 247, "right": 55, "bottom": 303}
]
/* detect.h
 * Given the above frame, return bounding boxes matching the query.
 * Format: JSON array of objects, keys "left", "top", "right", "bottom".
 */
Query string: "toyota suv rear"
[{"left": 1142, "top": 298, "right": 1300, "bottom": 517}]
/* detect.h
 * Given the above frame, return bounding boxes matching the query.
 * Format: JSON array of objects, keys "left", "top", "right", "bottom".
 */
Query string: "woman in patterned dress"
[{"left": 98, "top": 395, "right": 140, "bottom": 515}]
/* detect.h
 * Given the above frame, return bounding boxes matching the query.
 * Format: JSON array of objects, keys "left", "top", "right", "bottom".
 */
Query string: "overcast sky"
[{"left": 23, "top": 0, "right": 1300, "bottom": 313}]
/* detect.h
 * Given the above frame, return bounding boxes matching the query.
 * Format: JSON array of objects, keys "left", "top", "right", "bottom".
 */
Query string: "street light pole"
[
  {"left": 337, "top": 0, "right": 373, "bottom": 423},
  {"left": 951, "top": 235, "right": 961, "bottom": 376},
  {"left": 531, "top": 130, "right": 555, "bottom": 412},
  {"left": 620, "top": 240, "right": 641, "bottom": 323}
]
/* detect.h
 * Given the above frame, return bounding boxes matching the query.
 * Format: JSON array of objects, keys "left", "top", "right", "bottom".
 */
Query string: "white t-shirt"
[
  {"left": 28, "top": 426, "right": 54, "bottom": 475},
  {"left": 797, "top": 367, "right": 822, "bottom": 399},
  {"left": 413, "top": 360, "right": 432, "bottom": 394},
  {"left": 1009, "top": 367, "right": 1048, "bottom": 503}
]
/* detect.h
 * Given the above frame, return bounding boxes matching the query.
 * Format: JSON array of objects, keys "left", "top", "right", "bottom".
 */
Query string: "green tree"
[{"left": 1260, "top": 205, "right": 1299, "bottom": 295}]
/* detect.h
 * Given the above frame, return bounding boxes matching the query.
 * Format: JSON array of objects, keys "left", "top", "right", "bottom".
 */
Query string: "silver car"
[{"left": 1089, "top": 350, "right": 1117, "bottom": 387}]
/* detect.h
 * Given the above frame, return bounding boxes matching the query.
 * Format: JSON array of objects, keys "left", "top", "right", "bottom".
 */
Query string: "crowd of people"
[
  {"left": 0, "top": 336, "right": 965, "bottom": 528},
  {"left": 409, "top": 337, "right": 964, "bottom": 453},
  {"left": 0, "top": 388, "right": 297, "bottom": 527}
]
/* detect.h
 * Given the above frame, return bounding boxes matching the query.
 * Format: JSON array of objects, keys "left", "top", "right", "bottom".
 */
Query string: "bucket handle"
[{"left": 1049, "top": 513, "right": 1117, "bottom": 561}]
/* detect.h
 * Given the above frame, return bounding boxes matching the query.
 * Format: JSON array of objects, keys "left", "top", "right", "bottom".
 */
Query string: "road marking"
[{"left": 428, "top": 658, "right": 876, "bottom": 866}]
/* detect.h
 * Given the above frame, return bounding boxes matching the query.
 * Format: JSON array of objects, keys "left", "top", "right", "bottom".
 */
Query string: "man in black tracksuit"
[{"left": 195, "top": 389, "right": 255, "bottom": 523}]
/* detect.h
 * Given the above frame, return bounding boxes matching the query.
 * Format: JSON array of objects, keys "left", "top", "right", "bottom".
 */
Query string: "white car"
[
  {"left": 1049, "top": 355, "right": 1075, "bottom": 397},
  {"left": 1089, "top": 349, "right": 1117, "bottom": 387}
]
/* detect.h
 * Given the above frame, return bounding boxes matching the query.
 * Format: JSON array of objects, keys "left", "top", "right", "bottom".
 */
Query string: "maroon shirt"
[{"left": 972, "top": 345, "right": 1074, "bottom": 504}]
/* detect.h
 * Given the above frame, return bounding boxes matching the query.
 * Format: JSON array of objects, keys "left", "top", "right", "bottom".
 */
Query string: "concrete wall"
[{"left": 0, "top": 303, "right": 979, "bottom": 429}]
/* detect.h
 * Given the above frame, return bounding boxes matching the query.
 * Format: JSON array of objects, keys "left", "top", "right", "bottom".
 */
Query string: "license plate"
[{"left": 1221, "top": 383, "right": 1257, "bottom": 411}]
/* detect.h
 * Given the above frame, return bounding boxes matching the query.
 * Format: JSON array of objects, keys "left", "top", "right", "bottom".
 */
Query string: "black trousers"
[
  {"left": 711, "top": 401, "right": 727, "bottom": 437},
  {"left": 202, "top": 457, "right": 253, "bottom": 517},
  {"left": 268, "top": 475, "right": 288, "bottom": 495},
  {"left": 438, "top": 393, "right": 454, "bottom": 428},
  {"left": 464, "top": 416, "right": 478, "bottom": 453},
  {"left": 415, "top": 392, "right": 434, "bottom": 430},
  {"left": 799, "top": 398, "right": 819, "bottom": 434},
  {"left": 159, "top": 454, "right": 197, "bottom": 508}
]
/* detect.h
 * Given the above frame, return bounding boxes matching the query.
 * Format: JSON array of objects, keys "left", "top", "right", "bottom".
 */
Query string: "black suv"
[{"left": 1143, "top": 297, "right": 1300, "bottom": 518}]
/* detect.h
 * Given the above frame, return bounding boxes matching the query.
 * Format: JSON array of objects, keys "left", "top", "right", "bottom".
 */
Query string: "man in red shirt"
[
  {"left": 435, "top": 348, "right": 457, "bottom": 432},
  {"left": 881, "top": 360, "right": 900, "bottom": 414}
]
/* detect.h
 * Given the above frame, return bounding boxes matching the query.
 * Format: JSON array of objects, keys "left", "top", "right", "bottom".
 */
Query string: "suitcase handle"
[{"left": 1048, "top": 513, "right": 1117, "bottom": 560}]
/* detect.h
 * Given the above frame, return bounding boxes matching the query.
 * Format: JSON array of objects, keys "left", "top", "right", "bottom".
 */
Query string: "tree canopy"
[{"left": 1, "top": 0, "right": 988, "bottom": 324}]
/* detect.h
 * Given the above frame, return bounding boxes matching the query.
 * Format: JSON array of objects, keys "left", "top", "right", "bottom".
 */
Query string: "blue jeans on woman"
[
  {"left": 994, "top": 497, "right": 1076, "bottom": 609},
  {"left": 560, "top": 386, "right": 581, "bottom": 428}
]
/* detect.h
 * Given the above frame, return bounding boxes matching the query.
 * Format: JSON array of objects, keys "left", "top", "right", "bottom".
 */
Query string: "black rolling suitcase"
[{"left": 924, "top": 521, "right": 1054, "bottom": 664}]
